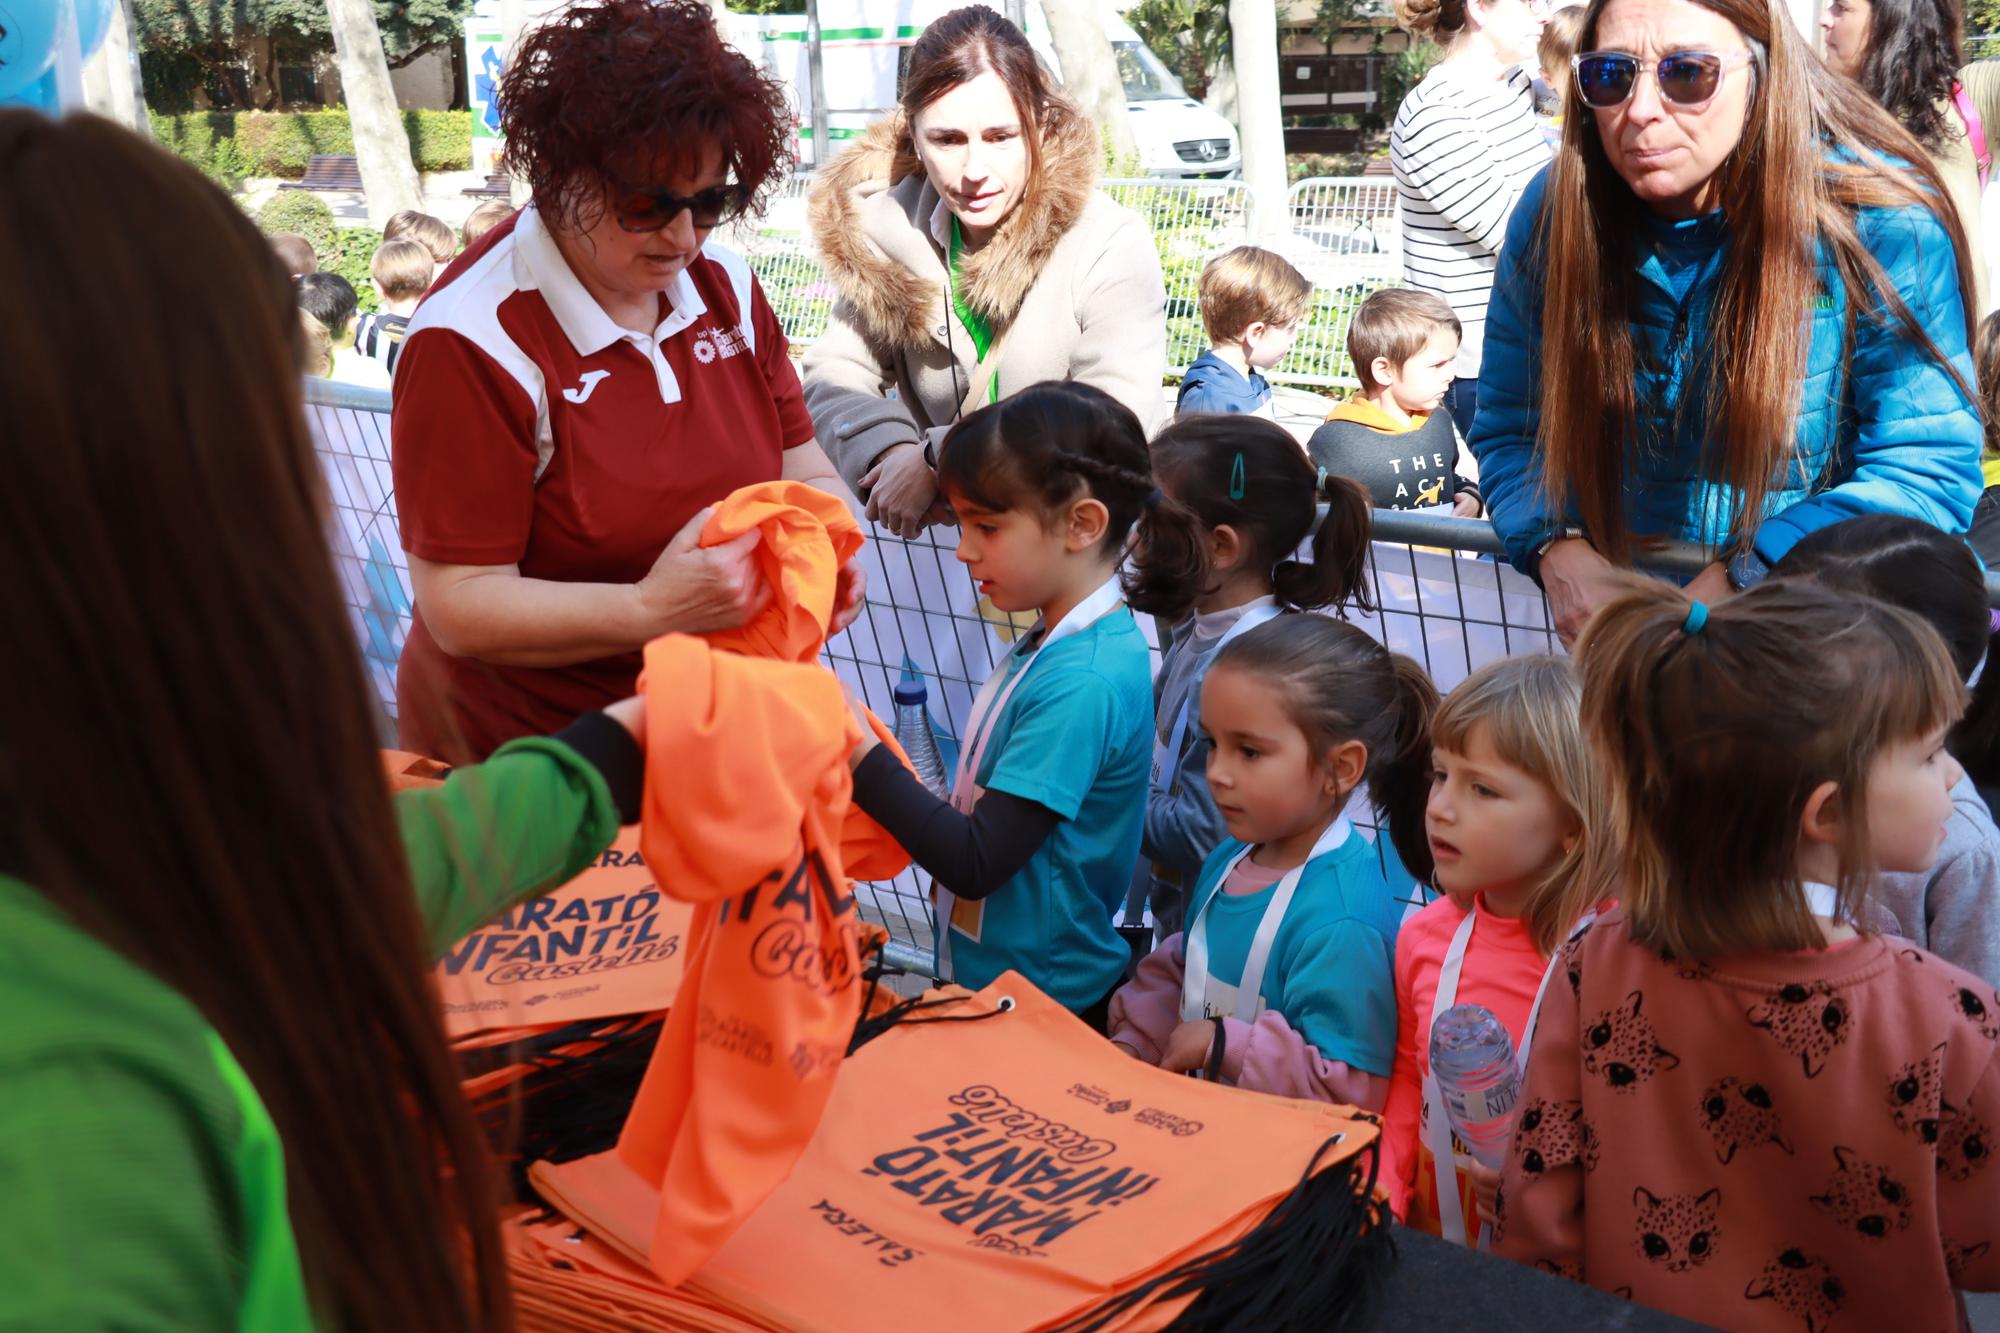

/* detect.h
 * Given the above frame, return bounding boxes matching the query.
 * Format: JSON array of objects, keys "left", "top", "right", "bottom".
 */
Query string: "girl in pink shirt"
[
  {"left": 1383, "top": 655, "right": 1608, "bottom": 1242},
  {"left": 1496, "top": 578, "right": 2000, "bottom": 1333}
]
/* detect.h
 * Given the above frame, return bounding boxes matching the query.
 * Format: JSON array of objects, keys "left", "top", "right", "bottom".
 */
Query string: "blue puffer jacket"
[{"left": 1469, "top": 168, "right": 1981, "bottom": 575}]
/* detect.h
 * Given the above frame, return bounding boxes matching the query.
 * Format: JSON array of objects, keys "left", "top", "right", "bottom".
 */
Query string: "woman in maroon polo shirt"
[{"left": 391, "top": 0, "right": 860, "bottom": 762}]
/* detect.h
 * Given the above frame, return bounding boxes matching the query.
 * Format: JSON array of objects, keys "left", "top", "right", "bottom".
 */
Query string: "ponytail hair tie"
[
  {"left": 1144, "top": 485, "right": 1167, "bottom": 511},
  {"left": 1315, "top": 466, "right": 1329, "bottom": 498},
  {"left": 1681, "top": 600, "right": 1709, "bottom": 635}
]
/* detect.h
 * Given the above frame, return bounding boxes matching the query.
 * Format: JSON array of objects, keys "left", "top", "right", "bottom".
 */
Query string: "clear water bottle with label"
[
  {"left": 1428, "top": 1003, "right": 1521, "bottom": 1169},
  {"left": 890, "top": 678, "right": 950, "bottom": 797}
]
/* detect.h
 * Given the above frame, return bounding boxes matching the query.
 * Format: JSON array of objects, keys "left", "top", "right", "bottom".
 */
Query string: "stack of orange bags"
[{"left": 523, "top": 973, "right": 1393, "bottom": 1332}]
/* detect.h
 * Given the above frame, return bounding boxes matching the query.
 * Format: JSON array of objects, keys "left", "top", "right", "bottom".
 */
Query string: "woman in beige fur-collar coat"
[{"left": 801, "top": 5, "right": 1168, "bottom": 536}]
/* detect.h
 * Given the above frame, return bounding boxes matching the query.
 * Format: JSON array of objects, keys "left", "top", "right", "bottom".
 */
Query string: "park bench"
[{"left": 279, "top": 155, "right": 363, "bottom": 193}]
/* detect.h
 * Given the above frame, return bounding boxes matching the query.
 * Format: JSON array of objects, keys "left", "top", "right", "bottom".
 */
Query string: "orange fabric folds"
[
  {"left": 534, "top": 974, "right": 1394, "bottom": 1331},
  {"left": 699, "top": 481, "right": 862, "bottom": 664},
  {"left": 615, "top": 627, "right": 908, "bottom": 1284},
  {"left": 696, "top": 481, "right": 908, "bottom": 878}
]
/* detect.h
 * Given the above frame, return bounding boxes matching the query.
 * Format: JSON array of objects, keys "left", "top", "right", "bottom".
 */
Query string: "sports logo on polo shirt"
[{"left": 692, "top": 323, "right": 750, "bottom": 365}]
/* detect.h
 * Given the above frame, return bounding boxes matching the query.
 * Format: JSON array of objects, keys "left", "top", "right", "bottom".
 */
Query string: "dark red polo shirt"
[{"left": 391, "top": 206, "right": 815, "bottom": 760}]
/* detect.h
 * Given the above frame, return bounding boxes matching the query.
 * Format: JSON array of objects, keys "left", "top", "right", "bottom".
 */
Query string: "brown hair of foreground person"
[{"left": 0, "top": 110, "right": 511, "bottom": 1330}]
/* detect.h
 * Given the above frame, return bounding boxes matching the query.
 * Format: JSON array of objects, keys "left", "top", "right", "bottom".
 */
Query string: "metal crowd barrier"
[
  {"left": 303, "top": 380, "right": 2000, "bottom": 973},
  {"left": 730, "top": 171, "right": 1405, "bottom": 391}
]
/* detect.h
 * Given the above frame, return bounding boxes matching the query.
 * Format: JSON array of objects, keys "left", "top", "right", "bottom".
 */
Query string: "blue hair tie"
[{"left": 1682, "top": 600, "right": 1709, "bottom": 635}]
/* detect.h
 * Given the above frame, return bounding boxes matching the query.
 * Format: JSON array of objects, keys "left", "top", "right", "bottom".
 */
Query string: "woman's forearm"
[{"left": 421, "top": 567, "right": 657, "bottom": 667}]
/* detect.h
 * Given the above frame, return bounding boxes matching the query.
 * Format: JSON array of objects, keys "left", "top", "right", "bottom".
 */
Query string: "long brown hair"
[
  {"left": 1573, "top": 576, "right": 1964, "bottom": 960},
  {"left": 1538, "top": 0, "right": 1977, "bottom": 565},
  {"left": 0, "top": 112, "right": 511, "bottom": 1329}
]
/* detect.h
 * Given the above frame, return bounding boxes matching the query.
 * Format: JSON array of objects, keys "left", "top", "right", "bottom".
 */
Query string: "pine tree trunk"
[
  {"left": 325, "top": 0, "right": 423, "bottom": 228},
  {"left": 1227, "top": 0, "right": 1286, "bottom": 238},
  {"left": 1042, "top": 0, "right": 1139, "bottom": 171}
]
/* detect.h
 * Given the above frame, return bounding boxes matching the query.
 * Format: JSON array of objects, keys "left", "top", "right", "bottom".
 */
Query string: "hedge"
[{"left": 151, "top": 109, "right": 473, "bottom": 184}]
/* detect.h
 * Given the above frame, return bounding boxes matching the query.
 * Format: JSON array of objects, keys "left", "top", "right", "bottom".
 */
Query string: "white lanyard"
[
  {"left": 1150, "top": 601, "right": 1283, "bottom": 793},
  {"left": 1421, "top": 903, "right": 1597, "bottom": 1248},
  {"left": 933, "top": 575, "right": 1126, "bottom": 979},
  {"left": 1178, "top": 817, "right": 1353, "bottom": 1048}
]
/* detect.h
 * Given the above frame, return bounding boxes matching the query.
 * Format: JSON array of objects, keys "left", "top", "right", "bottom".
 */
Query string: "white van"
[{"left": 726, "top": 2, "right": 1241, "bottom": 179}]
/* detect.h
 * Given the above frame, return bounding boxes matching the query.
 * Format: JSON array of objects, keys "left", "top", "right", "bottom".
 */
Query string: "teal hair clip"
[{"left": 1229, "top": 451, "right": 1246, "bottom": 501}]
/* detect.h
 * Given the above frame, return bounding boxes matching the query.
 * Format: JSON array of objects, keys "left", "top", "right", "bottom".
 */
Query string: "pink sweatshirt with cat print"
[{"left": 1495, "top": 906, "right": 2000, "bottom": 1332}]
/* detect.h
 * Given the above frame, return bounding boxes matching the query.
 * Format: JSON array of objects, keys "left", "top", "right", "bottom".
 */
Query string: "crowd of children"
[
  {"left": 281, "top": 203, "right": 508, "bottom": 390},
  {"left": 264, "top": 150, "right": 2000, "bottom": 1333},
  {"left": 848, "top": 346, "right": 2000, "bottom": 1328}
]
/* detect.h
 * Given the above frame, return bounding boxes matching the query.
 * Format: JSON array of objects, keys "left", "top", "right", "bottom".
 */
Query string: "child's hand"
[
  {"left": 1466, "top": 1159, "right": 1501, "bottom": 1227},
  {"left": 1451, "top": 492, "right": 1482, "bottom": 518},
  {"left": 1110, "top": 1038, "right": 1149, "bottom": 1062},
  {"left": 841, "top": 685, "right": 881, "bottom": 770},
  {"left": 1160, "top": 1019, "right": 1217, "bottom": 1074}
]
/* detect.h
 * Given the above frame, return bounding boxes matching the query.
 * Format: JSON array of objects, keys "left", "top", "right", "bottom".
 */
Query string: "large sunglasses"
[
  {"left": 1570, "top": 50, "right": 1755, "bottom": 109},
  {"left": 607, "top": 179, "right": 749, "bottom": 233}
]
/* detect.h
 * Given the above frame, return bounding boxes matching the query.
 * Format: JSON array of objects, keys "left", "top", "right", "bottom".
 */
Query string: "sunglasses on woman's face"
[
  {"left": 608, "top": 180, "right": 747, "bottom": 233},
  {"left": 1569, "top": 50, "right": 1755, "bottom": 109}
]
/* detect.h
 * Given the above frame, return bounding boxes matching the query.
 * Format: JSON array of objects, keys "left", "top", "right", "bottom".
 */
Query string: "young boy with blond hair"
[
  {"left": 353, "top": 238, "right": 435, "bottom": 377},
  {"left": 1176, "top": 246, "right": 1313, "bottom": 417},
  {"left": 1309, "top": 288, "right": 1480, "bottom": 514},
  {"left": 382, "top": 210, "right": 457, "bottom": 268}
]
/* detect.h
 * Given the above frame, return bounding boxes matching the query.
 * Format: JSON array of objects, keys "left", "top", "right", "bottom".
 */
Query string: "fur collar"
[{"left": 807, "top": 104, "right": 1101, "bottom": 352}]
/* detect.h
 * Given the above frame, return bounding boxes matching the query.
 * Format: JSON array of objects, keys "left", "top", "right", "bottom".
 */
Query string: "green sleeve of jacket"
[{"left": 395, "top": 735, "right": 624, "bottom": 956}]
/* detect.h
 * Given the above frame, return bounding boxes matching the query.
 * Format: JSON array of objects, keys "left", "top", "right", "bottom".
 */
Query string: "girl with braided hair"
[{"left": 846, "top": 381, "right": 1205, "bottom": 1027}]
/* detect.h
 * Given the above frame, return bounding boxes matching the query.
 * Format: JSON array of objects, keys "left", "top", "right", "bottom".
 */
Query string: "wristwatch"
[{"left": 1726, "top": 547, "right": 1771, "bottom": 590}]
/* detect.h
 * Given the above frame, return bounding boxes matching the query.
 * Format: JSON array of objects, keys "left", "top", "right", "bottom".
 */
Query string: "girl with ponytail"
[
  {"left": 1108, "top": 615, "right": 1438, "bottom": 1110},
  {"left": 847, "top": 381, "right": 1202, "bottom": 1027},
  {"left": 1495, "top": 578, "right": 2000, "bottom": 1326},
  {"left": 1128, "top": 414, "right": 1377, "bottom": 942}
]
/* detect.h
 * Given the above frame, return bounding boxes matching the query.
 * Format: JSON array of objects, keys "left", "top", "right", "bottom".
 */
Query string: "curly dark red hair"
[{"left": 499, "top": 0, "right": 795, "bottom": 233}]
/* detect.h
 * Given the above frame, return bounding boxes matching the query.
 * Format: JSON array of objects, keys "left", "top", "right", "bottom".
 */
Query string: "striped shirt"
[{"left": 1390, "top": 64, "right": 1551, "bottom": 377}]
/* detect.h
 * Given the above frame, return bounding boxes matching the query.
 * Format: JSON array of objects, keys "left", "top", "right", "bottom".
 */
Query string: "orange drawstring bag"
[
  {"left": 382, "top": 751, "right": 694, "bottom": 1039},
  {"left": 534, "top": 973, "right": 1394, "bottom": 1332},
  {"left": 604, "top": 630, "right": 908, "bottom": 1285}
]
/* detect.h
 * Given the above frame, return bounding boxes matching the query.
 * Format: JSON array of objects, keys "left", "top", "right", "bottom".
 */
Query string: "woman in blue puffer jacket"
[{"left": 1469, "top": 0, "right": 1983, "bottom": 644}]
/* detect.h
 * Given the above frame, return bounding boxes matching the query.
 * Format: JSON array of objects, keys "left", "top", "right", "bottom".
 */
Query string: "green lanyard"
[{"left": 948, "top": 218, "right": 998, "bottom": 405}]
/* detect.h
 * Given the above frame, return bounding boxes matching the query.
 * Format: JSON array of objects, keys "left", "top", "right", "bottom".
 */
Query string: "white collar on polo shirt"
[{"left": 510, "top": 204, "right": 706, "bottom": 404}]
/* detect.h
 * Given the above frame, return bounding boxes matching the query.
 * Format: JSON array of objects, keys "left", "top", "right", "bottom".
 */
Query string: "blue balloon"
[
  {"left": 74, "top": 0, "right": 114, "bottom": 61},
  {"left": 0, "top": 0, "right": 63, "bottom": 103}
]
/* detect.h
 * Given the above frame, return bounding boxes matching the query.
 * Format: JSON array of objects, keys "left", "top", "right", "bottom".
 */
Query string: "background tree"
[
  {"left": 1126, "top": 0, "right": 1231, "bottom": 99},
  {"left": 324, "top": 0, "right": 424, "bottom": 224},
  {"left": 1043, "top": 0, "right": 1140, "bottom": 166},
  {"left": 1229, "top": 0, "right": 1285, "bottom": 234},
  {"left": 134, "top": 0, "right": 473, "bottom": 109}
]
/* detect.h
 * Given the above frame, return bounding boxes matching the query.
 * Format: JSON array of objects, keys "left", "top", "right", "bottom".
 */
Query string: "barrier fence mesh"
[
  {"left": 729, "top": 171, "right": 1405, "bottom": 390},
  {"left": 309, "top": 385, "right": 1581, "bottom": 972}
]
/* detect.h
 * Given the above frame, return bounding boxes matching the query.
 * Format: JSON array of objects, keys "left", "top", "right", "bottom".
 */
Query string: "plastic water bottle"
[
  {"left": 1428, "top": 1003, "right": 1521, "bottom": 1169},
  {"left": 890, "top": 679, "right": 950, "bottom": 797}
]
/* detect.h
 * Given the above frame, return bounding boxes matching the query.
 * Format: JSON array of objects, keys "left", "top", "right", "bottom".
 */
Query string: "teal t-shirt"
[
  {"left": 948, "top": 607, "right": 1153, "bottom": 1010},
  {"left": 1181, "top": 827, "right": 1404, "bottom": 1076}
]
